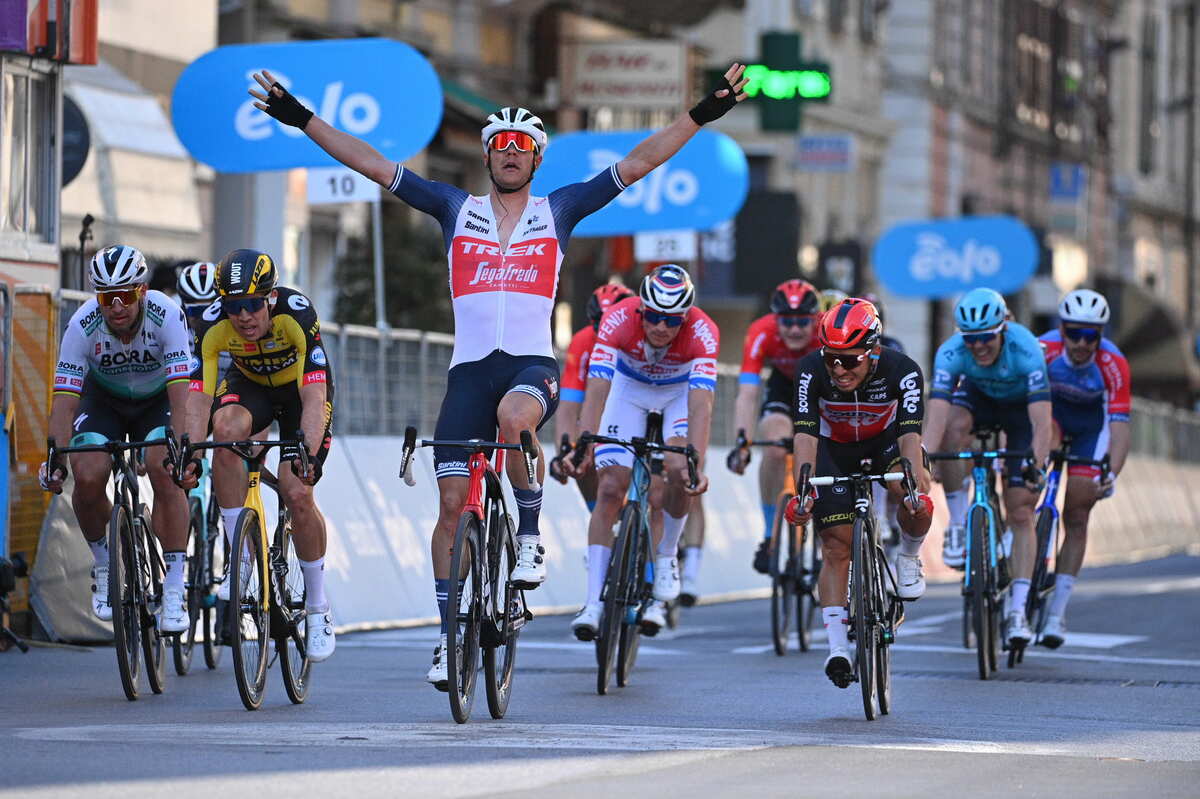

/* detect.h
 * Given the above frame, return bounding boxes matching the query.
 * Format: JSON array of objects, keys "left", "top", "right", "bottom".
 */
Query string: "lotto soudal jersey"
[
  {"left": 389, "top": 164, "right": 627, "bottom": 367},
  {"left": 588, "top": 297, "right": 720, "bottom": 391},
  {"left": 930, "top": 322, "right": 1050, "bottom": 404},
  {"left": 1038, "top": 330, "right": 1132, "bottom": 422},
  {"left": 54, "top": 290, "right": 193, "bottom": 400},
  {"left": 739, "top": 313, "right": 821, "bottom": 384},
  {"left": 793, "top": 347, "right": 925, "bottom": 444}
]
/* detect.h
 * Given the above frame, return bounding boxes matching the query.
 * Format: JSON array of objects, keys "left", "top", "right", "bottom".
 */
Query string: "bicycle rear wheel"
[
  {"left": 852, "top": 517, "right": 879, "bottom": 721},
  {"left": 967, "top": 506, "right": 992, "bottom": 680},
  {"left": 597, "top": 503, "right": 636, "bottom": 695},
  {"left": 484, "top": 511, "right": 519, "bottom": 719},
  {"left": 277, "top": 514, "right": 312, "bottom": 705},
  {"left": 1029, "top": 506, "right": 1057, "bottom": 640},
  {"left": 137, "top": 506, "right": 166, "bottom": 695},
  {"left": 173, "top": 498, "right": 204, "bottom": 676},
  {"left": 447, "top": 511, "right": 483, "bottom": 723},
  {"left": 230, "top": 508, "right": 270, "bottom": 710},
  {"left": 616, "top": 530, "right": 649, "bottom": 688},
  {"left": 769, "top": 493, "right": 793, "bottom": 656},
  {"left": 108, "top": 503, "right": 141, "bottom": 701},
  {"left": 796, "top": 521, "right": 816, "bottom": 652}
]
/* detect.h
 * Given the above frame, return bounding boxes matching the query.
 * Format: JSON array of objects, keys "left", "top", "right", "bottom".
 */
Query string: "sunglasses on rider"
[
  {"left": 822, "top": 348, "right": 868, "bottom": 371},
  {"left": 1062, "top": 325, "right": 1101, "bottom": 343},
  {"left": 488, "top": 131, "right": 538, "bottom": 153},
  {"left": 221, "top": 296, "right": 268, "bottom": 316},
  {"left": 962, "top": 325, "right": 1004, "bottom": 346},
  {"left": 642, "top": 310, "right": 686, "bottom": 328},
  {"left": 778, "top": 314, "right": 815, "bottom": 329},
  {"left": 96, "top": 285, "right": 145, "bottom": 307}
]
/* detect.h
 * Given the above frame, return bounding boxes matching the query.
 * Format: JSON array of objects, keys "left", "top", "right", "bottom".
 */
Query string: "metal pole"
[
  {"left": 371, "top": 199, "right": 387, "bottom": 331},
  {"left": 1185, "top": 1, "right": 1198, "bottom": 329}
]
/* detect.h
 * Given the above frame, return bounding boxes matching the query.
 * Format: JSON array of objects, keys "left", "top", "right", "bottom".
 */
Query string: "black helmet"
[{"left": 216, "top": 248, "right": 278, "bottom": 297}]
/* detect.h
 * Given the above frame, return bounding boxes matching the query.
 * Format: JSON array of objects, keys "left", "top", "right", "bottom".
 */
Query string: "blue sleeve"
[
  {"left": 930, "top": 340, "right": 961, "bottom": 401},
  {"left": 560, "top": 387, "right": 585, "bottom": 403},
  {"left": 388, "top": 165, "right": 469, "bottom": 250},
  {"left": 1012, "top": 326, "right": 1051, "bottom": 403},
  {"left": 547, "top": 164, "right": 627, "bottom": 248}
]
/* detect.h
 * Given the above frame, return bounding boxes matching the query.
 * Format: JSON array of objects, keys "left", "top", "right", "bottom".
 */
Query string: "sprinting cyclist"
[
  {"left": 566, "top": 265, "right": 716, "bottom": 638},
  {"left": 784, "top": 298, "right": 933, "bottom": 687},
  {"left": 727, "top": 279, "right": 822, "bottom": 572},
  {"left": 247, "top": 62, "right": 748, "bottom": 687},
  {"left": 1037, "top": 289, "right": 1130, "bottom": 647},
  {"left": 39, "top": 245, "right": 193, "bottom": 633},
  {"left": 924, "top": 288, "right": 1053, "bottom": 649},
  {"left": 861, "top": 291, "right": 906, "bottom": 555},
  {"left": 551, "top": 283, "right": 635, "bottom": 509},
  {"left": 183, "top": 249, "right": 336, "bottom": 662}
]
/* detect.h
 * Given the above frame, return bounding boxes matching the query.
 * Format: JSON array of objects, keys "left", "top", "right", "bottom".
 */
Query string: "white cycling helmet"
[
  {"left": 1059, "top": 288, "right": 1110, "bottom": 325},
  {"left": 481, "top": 107, "right": 548, "bottom": 152},
  {"left": 639, "top": 264, "right": 695, "bottom": 314},
  {"left": 89, "top": 245, "right": 149, "bottom": 291},
  {"left": 177, "top": 261, "right": 218, "bottom": 305}
]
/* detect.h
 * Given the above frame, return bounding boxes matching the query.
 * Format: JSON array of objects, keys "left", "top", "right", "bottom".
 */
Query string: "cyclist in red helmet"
[
  {"left": 551, "top": 282, "right": 634, "bottom": 509},
  {"left": 728, "top": 278, "right": 822, "bottom": 573},
  {"left": 784, "top": 298, "right": 933, "bottom": 688}
]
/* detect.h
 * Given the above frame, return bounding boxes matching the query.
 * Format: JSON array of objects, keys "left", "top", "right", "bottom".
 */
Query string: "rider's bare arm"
[
  {"left": 1028, "top": 399, "right": 1053, "bottom": 466},
  {"left": 923, "top": 397, "right": 952, "bottom": 454},
  {"left": 577, "top": 376, "right": 612, "bottom": 441},
  {"left": 298, "top": 381, "right": 328, "bottom": 459},
  {"left": 1108, "top": 420, "right": 1130, "bottom": 476},
  {"left": 792, "top": 432, "right": 818, "bottom": 487},
  {"left": 686, "top": 387, "right": 715, "bottom": 468},
  {"left": 732, "top": 382, "right": 760, "bottom": 444}
]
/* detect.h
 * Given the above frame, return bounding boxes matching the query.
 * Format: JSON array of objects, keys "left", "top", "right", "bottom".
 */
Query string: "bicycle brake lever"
[
  {"left": 400, "top": 426, "right": 417, "bottom": 486},
  {"left": 571, "top": 433, "right": 591, "bottom": 468},
  {"left": 520, "top": 430, "right": 540, "bottom": 492},
  {"left": 685, "top": 444, "right": 699, "bottom": 490}
]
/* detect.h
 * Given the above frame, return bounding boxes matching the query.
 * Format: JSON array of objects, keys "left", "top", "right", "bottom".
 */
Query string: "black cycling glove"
[
  {"left": 263, "top": 82, "right": 314, "bottom": 129},
  {"left": 689, "top": 77, "right": 740, "bottom": 125}
]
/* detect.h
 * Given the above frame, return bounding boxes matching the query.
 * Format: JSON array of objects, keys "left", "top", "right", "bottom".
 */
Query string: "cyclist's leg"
[
  {"left": 811, "top": 441, "right": 857, "bottom": 675},
  {"left": 681, "top": 499, "right": 705, "bottom": 594},
  {"left": 210, "top": 373, "right": 270, "bottom": 545},
  {"left": 939, "top": 383, "right": 977, "bottom": 542},
  {"left": 66, "top": 383, "right": 124, "bottom": 546},
  {"left": 1050, "top": 418, "right": 1105, "bottom": 624},
  {"left": 995, "top": 401, "right": 1037, "bottom": 636},
  {"left": 131, "top": 392, "right": 188, "bottom": 553}
]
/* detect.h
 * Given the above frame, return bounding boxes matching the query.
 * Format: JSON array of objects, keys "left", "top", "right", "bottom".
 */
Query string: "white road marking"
[
  {"left": 889, "top": 643, "right": 1200, "bottom": 668},
  {"left": 337, "top": 638, "right": 685, "bottom": 656}
]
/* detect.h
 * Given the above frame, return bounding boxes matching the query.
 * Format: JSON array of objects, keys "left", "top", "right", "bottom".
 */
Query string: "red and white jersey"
[
  {"left": 561, "top": 325, "right": 596, "bottom": 403},
  {"left": 739, "top": 313, "right": 820, "bottom": 384},
  {"left": 588, "top": 297, "right": 720, "bottom": 391},
  {"left": 390, "top": 163, "right": 626, "bottom": 367}
]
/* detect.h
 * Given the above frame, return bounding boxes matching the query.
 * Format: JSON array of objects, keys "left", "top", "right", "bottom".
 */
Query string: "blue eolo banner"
[
  {"left": 530, "top": 130, "right": 749, "bottom": 236},
  {"left": 172, "top": 38, "right": 442, "bottom": 173},
  {"left": 871, "top": 216, "right": 1039, "bottom": 299}
]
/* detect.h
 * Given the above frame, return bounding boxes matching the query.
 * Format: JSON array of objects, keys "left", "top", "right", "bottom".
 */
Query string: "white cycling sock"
[
  {"left": 586, "top": 545, "right": 610, "bottom": 606},
  {"left": 1009, "top": 579, "right": 1031, "bottom": 615},
  {"left": 220, "top": 507, "right": 242, "bottom": 547},
  {"left": 899, "top": 532, "right": 925, "bottom": 557},
  {"left": 299, "top": 556, "right": 328, "bottom": 611},
  {"left": 1048, "top": 573, "right": 1075, "bottom": 618},
  {"left": 163, "top": 550, "right": 187, "bottom": 591},
  {"left": 823, "top": 606, "right": 849, "bottom": 652},
  {"left": 682, "top": 546, "right": 703, "bottom": 582},
  {"left": 943, "top": 478, "right": 971, "bottom": 529},
  {"left": 87, "top": 537, "right": 107, "bottom": 566},
  {"left": 658, "top": 512, "right": 688, "bottom": 557}
]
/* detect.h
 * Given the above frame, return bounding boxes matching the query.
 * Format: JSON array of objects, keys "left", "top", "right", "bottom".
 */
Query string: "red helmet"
[
  {"left": 586, "top": 283, "right": 634, "bottom": 328},
  {"left": 818, "top": 298, "right": 882, "bottom": 350},
  {"left": 770, "top": 279, "right": 819, "bottom": 315}
]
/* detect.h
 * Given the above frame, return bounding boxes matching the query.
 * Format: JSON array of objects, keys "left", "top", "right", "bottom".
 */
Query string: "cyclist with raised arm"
[
  {"left": 924, "top": 288, "right": 1053, "bottom": 649},
  {"left": 1037, "top": 289, "right": 1131, "bottom": 647},
  {"left": 182, "top": 249, "right": 336, "bottom": 663},
  {"left": 783, "top": 299, "right": 933, "bottom": 687},
  {"left": 727, "top": 279, "right": 822, "bottom": 573},
  {"left": 566, "top": 266, "right": 717, "bottom": 638},
  {"left": 39, "top": 246, "right": 193, "bottom": 633},
  {"left": 551, "top": 283, "right": 634, "bottom": 509},
  {"left": 247, "top": 62, "right": 747, "bottom": 686}
]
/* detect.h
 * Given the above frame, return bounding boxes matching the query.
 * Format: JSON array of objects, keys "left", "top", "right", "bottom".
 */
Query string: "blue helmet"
[{"left": 954, "top": 288, "right": 1007, "bottom": 332}]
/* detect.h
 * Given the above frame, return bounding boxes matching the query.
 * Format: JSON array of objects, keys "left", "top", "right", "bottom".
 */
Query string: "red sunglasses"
[{"left": 488, "top": 131, "right": 538, "bottom": 152}]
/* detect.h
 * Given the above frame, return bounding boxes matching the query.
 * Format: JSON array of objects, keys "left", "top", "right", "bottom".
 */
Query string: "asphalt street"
[{"left": 2, "top": 554, "right": 1198, "bottom": 798}]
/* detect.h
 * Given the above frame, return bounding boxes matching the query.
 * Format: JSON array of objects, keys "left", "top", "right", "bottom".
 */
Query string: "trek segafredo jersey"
[
  {"left": 54, "top": 290, "right": 192, "bottom": 400},
  {"left": 389, "top": 163, "right": 626, "bottom": 367}
]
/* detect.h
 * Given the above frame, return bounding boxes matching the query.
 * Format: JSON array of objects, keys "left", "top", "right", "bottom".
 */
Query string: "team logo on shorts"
[{"left": 545, "top": 377, "right": 558, "bottom": 399}]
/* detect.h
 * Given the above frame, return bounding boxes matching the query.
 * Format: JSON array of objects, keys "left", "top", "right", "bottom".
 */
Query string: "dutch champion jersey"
[
  {"left": 1038, "top": 330, "right": 1132, "bottom": 422},
  {"left": 588, "top": 297, "right": 720, "bottom": 391},
  {"left": 389, "top": 163, "right": 626, "bottom": 367},
  {"left": 54, "top": 289, "right": 193, "bottom": 400}
]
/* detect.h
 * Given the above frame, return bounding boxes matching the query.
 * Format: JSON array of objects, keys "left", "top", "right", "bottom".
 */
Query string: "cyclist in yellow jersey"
[{"left": 181, "top": 248, "right": 336, "bottom": 662}]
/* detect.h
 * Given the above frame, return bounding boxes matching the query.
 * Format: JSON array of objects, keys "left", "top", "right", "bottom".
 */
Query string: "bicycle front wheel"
[
  {"left": 108, "top": 503, "right": 141, "bottom": 701},
  {"left": 1029, "top": 506, "right": 1057, "bottom": 637},
  {"left": 967, "top": 505, "right": 992, "bottom": 680},
  {"left": 277, "top": 513, "right": 312, "bottom": 705},
  {"left": 136, "top": 505, "right": 166, "bottom": 696},
  {"left": 597, "top": 503, "right": 636, "bottom": 696},
  {"left": 483, "top": 510, "right": 518, "bottom": 719},
  {"left": 616, "top": 529, "right": 650, "bottom": 688},
  {"left": 230, "top": 508, "right": 270, "bottom": 710},
  {"left": 447, "top": 511, "right": 483, "bottom": 723},
  {"left": 852, "top": 516, "right": 880, "bottom": 721},
  {"left": 875, "top": 545, "right": 894, "bottom": 716},
  {"left": 769, "top": 492, "right": 794, "bottom": 656},
  {"left": 173, "top": 498, "right": 204, "bottom": 676},
  {"left": 202, "top": 501, "right": 225, "bottom": 670}
]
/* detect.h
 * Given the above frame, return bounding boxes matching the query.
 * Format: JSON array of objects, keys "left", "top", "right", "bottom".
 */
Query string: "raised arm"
[
  {"left": 616, "top": 63, "right": 748, "bottom": 187},
  {"left": 250, "top": 69, "right": 396, "bottom": 187}
]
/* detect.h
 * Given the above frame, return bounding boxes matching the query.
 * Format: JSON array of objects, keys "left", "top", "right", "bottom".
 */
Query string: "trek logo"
[
  {"left": 899, "top": 371, "right": 921, "bottom": 414},
  {"left": 459, "top": 241, "right": 548, "bottom": 258},
  {"left": 796, "top": 372, "right": 813, "bottom": 414}
]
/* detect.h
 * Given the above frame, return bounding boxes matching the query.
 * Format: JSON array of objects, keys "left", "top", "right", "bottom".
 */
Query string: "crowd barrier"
[{"left": 30, "top": 439, "right": 1200, "bottom": 642}]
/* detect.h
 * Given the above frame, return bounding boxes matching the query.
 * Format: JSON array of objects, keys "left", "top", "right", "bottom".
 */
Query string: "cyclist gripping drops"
[{"left": 249, "top": 62, "right": 748, "bottom": 686}]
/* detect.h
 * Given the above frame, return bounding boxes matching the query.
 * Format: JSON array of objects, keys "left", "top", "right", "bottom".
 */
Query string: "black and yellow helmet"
[{"left": 216, "top": 248, "right": 278, "bottom": 297}]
